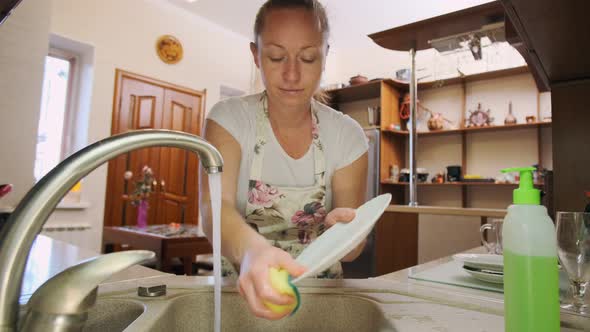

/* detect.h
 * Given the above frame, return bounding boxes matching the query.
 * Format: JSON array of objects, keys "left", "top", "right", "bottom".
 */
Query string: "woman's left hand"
[
  {"left": 324, "top": 207, "right": 367, "bottom": 262},
  {"left": 324, "top": 207, "right": 356, "bottom": 228}
]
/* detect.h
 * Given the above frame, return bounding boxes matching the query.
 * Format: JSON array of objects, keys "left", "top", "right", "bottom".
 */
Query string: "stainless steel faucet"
[{"left": 0, "top": 130, "right": 223, "bottom": 332}]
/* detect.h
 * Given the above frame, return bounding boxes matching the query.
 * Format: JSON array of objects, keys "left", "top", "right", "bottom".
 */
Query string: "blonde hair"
[{"left": 253, "top": 0, "right": 330, "bottom": 45}]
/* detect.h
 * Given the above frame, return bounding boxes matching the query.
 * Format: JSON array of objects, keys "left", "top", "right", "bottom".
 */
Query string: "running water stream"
[{"left": 208, "top": 173, "right": 222, "bottom": 332}]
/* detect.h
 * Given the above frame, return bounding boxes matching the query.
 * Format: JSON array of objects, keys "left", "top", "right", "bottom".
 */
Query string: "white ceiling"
[{"left": 166, "top": 0, "right": 494, "bottom": 49}]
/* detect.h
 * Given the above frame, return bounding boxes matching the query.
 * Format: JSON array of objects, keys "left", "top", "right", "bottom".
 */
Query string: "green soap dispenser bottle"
[{"left": 502, "top": 167, "right": 559, "bottom": 332}]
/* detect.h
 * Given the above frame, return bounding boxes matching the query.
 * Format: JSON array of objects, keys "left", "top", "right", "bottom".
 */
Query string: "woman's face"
[{"left": 251, "top": 8, "right": 327, "bottom": 109}]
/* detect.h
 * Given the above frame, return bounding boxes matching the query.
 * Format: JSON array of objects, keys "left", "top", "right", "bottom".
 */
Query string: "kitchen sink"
[
  {"left": 83, "top": 277, "right": 588, "bottom": 332},
  {"left": 83, "top": 299, "right": 145, "bottom": 332},
  {"left": 148, "top": 292, "right": 394, "bottom": 332}
]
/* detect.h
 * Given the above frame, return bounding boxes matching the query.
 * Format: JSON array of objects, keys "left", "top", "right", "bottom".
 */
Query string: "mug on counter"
[{"left": 480, "top": 218, "right": 503, "bottom": 254}]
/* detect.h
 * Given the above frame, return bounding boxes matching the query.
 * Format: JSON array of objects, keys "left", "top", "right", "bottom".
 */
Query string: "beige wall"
[
  {"left": 2, "top": 0, "right": 255, "bottom": 251},
  {"left": 46, "top": 0, "right": 255, "bottom": 251},
  {"left": 0, "top": 0, "right": 52, "bottom": 209}
]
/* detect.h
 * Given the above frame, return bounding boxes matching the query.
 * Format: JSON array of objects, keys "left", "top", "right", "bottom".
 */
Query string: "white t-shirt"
[{"left": 207, "top": 93, "right": 368, "bottom": 214}]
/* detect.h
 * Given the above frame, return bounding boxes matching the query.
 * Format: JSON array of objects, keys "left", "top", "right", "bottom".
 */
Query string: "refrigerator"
[{"left": 342, "top": 128, "right": 380, "bottom": 278}]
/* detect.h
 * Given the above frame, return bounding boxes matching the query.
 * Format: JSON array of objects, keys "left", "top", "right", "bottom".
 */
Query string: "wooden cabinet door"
[
  {"left": 105, "top": 70, "right": 206, "bottom": 227},
  {"left": 156, "top": 89, "right": 204, "bottom": 225}
]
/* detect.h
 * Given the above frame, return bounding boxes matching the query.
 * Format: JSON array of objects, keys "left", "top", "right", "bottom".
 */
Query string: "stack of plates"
[{"left": 452, "top": 253, "right": 504, "bottom": 284}]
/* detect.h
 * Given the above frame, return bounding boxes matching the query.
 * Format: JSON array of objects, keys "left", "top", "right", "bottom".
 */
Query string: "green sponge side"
[{"left": 287, "top": 275, "right": 301, "bottom": 316}]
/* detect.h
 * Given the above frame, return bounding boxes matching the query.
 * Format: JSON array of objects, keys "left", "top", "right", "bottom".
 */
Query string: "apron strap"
[
  {"left": 249, "top": 95, "right": 267, "bottom": 181},
  {"left": 311, "top": 107, "right": 326, "bottom": 187}
]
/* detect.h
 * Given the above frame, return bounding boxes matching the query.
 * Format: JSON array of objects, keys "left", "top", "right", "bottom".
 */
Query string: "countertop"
[
  {"left": 378, "top": 246, "right": 504, "bottom": 297},
  {"left": 386, "top": 205, "right": 507, "bottom": 217},
  {"left": 19, "top": 235, "right": 168, "bottom": 304},
  {"left": 19, "top": 236, "right": 589, "bottom": 331},
  {"left": 0, "top": 206, "right": 13, "bottom": 213},
  {"left": 377, "top": 247, "right": 589, "bottom": 331}
]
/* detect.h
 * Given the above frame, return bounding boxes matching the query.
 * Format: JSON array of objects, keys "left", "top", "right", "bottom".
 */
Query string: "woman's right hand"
[{"left": 237, "top": 242, "right": 306, "bottom": 320}]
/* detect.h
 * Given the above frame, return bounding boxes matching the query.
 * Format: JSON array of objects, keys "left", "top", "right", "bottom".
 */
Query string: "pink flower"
[
  {"left": 142, "top": 166, "right": 153, "bottom": 176},
  {"left": 291, "top": 201, "right": 326, "bottom": 226},
  {"left": 291, "top": 210, "right": 315, "bottom": 226},
  {"left": 247, "top": 180, "right": 281, "bottom": 208}
]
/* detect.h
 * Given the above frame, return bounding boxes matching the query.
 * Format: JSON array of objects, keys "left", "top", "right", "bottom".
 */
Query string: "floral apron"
[{"left": 221, "top": 94, "right": 343, "bottom": 279}]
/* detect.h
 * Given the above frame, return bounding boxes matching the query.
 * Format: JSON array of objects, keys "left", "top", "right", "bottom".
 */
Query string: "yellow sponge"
[{"left": 263, "top": 267, "right": 300, "bottom": 316}]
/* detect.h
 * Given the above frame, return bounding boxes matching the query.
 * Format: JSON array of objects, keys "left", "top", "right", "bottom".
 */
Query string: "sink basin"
[
  {"left": 85, "top": 277, "right": 588, "bottom": 332},
  {"left": 83, "top": 299, "right": 144, "bottom": 332},
  {"left": 148, "top": 292, "right": 394, "bottom": 332}
]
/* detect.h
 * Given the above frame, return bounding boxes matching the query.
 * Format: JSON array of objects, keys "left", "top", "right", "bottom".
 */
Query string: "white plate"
[
  {"left": 291, "top": 194, "right": 392, "bottom": 284},
  {"left": 462, "top": 267, "right": 504, "bottom": 284},
  {"left": 452, "top": 253, "right": 503, "bottom": 272}
]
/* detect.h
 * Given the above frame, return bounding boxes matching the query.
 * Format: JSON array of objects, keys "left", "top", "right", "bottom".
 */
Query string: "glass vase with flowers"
[{"left": 124, "top": 166, "right": 157, "bottom": 228}]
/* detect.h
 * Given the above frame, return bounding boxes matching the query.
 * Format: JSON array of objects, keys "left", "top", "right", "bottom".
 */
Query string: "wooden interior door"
[
  {"left": 156, "top": 89, "right": 204, "bottom": 225},
  {"left": 104, "top": 70, "right": 205, "bottom": 227},
  {"left": 106, "top": 74, "right": 164, "bottom": 227}
]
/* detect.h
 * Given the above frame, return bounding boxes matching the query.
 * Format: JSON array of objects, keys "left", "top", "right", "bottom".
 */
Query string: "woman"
[{"left": 200, "top": 0, "right": 368, "bottom": 320}]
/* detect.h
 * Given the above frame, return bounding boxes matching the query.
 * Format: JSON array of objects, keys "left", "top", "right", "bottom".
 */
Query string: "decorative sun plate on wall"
[{"left": 156, "top": 35, "right": 183, "bottom": 64}]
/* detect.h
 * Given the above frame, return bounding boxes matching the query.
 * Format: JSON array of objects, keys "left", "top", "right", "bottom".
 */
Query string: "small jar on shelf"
[{"left": 389, "top": 165, "right": 400, "bottom": 183}]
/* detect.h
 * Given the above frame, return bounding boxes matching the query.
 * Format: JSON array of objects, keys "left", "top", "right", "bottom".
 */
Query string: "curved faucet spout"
[{"left": 0, "top": 130, "right": 223, "bottom": 332}]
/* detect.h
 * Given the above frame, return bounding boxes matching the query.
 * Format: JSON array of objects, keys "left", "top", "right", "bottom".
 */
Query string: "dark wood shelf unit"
[
  {"left": 325, "top": 63, "right": 547, "bottom": 199},
  {"left": 327, "top": 66, "right": 531, "bottom": 104},
  {"left": 344, "top": 0, "right": 574, "bottom": 277},
  {"left": 326, "top": 79, "right": 407, "bottom": 105},
  {"left": 382, "top": 180, "right": 544, "bottom": 187},
  {"left": 459, "top": 121, "right": 550, "bottom": 133},
  {"left": 326, "top": 80, "right": 381, "bottom": 104},
  {"left": 418, "top": 66, "right": 530, "bottom": 90},
  {"left": 383, "top": 121, "right": 551, "bottom": 137}
]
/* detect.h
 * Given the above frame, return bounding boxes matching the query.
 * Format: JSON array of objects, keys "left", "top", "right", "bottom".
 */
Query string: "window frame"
[{"left": 46, "top": 47, "right": 79, "bottom": 162}]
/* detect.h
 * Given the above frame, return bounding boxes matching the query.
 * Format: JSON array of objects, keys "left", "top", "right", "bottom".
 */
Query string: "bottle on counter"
[{"left": 502, "top": 167, "right": 559, "bottom": 332}]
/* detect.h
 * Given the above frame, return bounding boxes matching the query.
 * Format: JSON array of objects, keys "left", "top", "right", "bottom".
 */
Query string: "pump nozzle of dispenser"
[{"left": 501, "top": 167, "right": 540, "bottom": 205}]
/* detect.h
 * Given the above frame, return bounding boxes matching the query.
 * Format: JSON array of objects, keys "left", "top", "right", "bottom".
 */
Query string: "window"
[{"left": 34, "top": 50, "right": 76, "bottom": 181}]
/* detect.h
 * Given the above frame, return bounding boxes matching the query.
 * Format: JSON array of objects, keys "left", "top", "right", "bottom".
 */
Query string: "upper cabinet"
[
  {"left": 368, "top": 0, "right": 590, "bottom": 92},
  {"left": 368, "top": 2, "right": 505, "bottom": 52},
  {"left": 501, "top": 0, "right": 590, "bottom": 90}
]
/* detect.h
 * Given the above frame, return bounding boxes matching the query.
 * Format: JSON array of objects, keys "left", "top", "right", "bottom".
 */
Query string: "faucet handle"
[{"left": 25, "top": 250, "right": 154, "bottom": 315}]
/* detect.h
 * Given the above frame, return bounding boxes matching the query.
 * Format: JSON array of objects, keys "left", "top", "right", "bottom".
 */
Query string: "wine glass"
[{"left": 556, "top": 212, "right": 590, "bottom": 313}]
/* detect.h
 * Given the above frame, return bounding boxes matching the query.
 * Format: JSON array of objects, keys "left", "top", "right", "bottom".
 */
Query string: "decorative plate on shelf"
[
  {"left": 156, "top": 35, "right": 183, "bottom": 64},
  {"left": 466, "top": 103, "right": 494, "bottom": 127}
]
